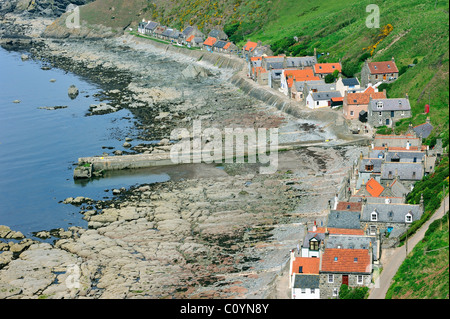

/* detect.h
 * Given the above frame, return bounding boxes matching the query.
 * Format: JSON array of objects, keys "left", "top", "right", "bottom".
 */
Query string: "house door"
[
  {"left": 386, "top": 118, "right": 390, "bottom": 126},
  {"left": 383, "top": 74, "right": 386, "bottom": 80},
  {"left": 328, "top": 100, "right": 331, "bottom": 107},
  {"left": 342, "top": 275, "right": 349, "bottom": 286}
]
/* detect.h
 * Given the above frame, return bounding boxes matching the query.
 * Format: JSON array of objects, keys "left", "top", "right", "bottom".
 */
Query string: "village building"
[
  {"left": 280, "top": 69, "right": 321, "bottom": 96},
  {"left": 313, "top": 62, "right": 342, "bottom": 79},
  {"left": 306, "top": 91, "right": 342, "bottom": 109},
  {"left": 361, "top": 58, "right": 399, "bottom": 87},
  {"left": 319, "top": 248, "right": 372, "bottom": 299},
  {"left": 208, "top": 28, "right": 228, "bottom": 41},
  {"left": 153, "top": 26, "right": 167, "bottom": 39},
  {"left": 342, "top": 86, "right": 386, "bottom": 121},
  {"left": 284, "top": 56, "right": 317, "bottom": 69},
  {"left": 242, "top": 40, "right": 258, "bottom": 59},
  {"left": 360, "top": 201, "right": 423, "bottom": 239},
  {"left": 367, "top": 96, "right": 412, "bottom": 127},
  {"left": 203, "top": 36, "right": 217, "bottom": 52},
  {"left": 289, "top": 252, "right": 321, "bottom": 299},
  {"left": 413, "top": 118, "right": 434, "bottom": 138},
  {"left": 336, "top": 77, "right": 360, "bottom": 96},
  {"left": 143, "top": 21, "right": 158, "bottom": 35},
  {"left": 291, "top": 79, "right": 324, "bottom": 102}
]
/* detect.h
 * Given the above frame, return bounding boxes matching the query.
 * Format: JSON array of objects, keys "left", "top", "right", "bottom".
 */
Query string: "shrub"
[
  {"left": 325, "top": 73, "right": 335, "bottom": 83},
  {"left": 339, "top": 284, "right": 369, "bottom": 299}
]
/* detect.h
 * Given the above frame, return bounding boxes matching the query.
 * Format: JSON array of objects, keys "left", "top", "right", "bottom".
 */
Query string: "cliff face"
[{"left": 0, "top": 0, "right": 93, "bottom": 17}]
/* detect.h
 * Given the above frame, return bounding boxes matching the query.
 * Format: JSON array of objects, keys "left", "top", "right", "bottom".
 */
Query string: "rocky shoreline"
[{"left": 0, "top": 15, "right": 366, "bottom": 299}]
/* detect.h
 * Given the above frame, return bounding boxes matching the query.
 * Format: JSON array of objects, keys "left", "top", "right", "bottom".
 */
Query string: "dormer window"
[
  {"left": 309, "top": 238, "right": 320, "bottom": 251},
  {"left": 405, "top": 212, "right": 413, "bottom": 223},
  {"left": 371, "top": 211, "right": 378, "bottom": 221},
  {"left": 377, "top": 101, "right": 383, "bottom": 109},
  {"left": 374, "top": 65, "right": 377, "bottom": 70}
]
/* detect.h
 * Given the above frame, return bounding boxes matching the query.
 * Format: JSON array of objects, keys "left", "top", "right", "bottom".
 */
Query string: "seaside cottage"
[
  {"left": 413, "top": 118, "right": 434, "bottom": 139},
  {"left": 360, "top": 202, "right": 423, "bottom": 238},
  {"left": 242, "top": 40, "right": 258, "bottom": 59},
  {"left": 361, "top": 58, "right": 399, "bottom": 87},
  {"left": 367, "top": 96, "right": 412, "bottom": 128},
  {"left": 291, "top": 79, "right": 324, "bottom": 102},
  {"left": 313, "top": 62, "right": 342, "bottom": 79},
  {"left": 289, "top": 251, "right": 321, "bottom": 299},
  {"left": 319, "top": 248, "right": 372, "bottom": 299},
  {"left": 280, "top": 68, "right": 320, "bottom": 96},
  {"left": 336, "top": 77, "right": 360, "bottom": 96},
  {"left": 144, "top": 21, "right": 158, "bottom": 35},
  {"left": 343, "top": 86, "right": 386, "bottom": 121},
  {"left": 306, "top": 91, "right": 342, "bottom": 109},
  {"left": 203, "top": 36, "right": 217, "bottom": 52}
]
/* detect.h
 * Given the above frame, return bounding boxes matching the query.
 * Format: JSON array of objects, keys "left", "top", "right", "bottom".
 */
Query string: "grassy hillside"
[{"left": 385, "top": 212, "right": 449, "bottom": 299}]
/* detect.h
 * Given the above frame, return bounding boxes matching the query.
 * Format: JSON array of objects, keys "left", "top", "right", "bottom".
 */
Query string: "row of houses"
[
  {"left": 289, "top": 129, "right": 444, "bottom": 299},
  {"left": 137, "top": 20, "right": 239, "bottom": 54}
]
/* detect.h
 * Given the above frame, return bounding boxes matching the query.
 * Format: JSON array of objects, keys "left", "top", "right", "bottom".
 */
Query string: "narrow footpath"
[{"left": 368, "top": 195, "right": 449, "bottom": 299}]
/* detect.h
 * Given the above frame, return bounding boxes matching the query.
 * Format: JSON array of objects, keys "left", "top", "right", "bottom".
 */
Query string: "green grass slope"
[{"left": 385, "top": 211, "right": 449, "bottom": 299}]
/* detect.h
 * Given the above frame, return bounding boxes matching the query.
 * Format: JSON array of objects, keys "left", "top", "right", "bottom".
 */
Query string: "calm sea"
[{"left": 0, "top": 47, "right": 170, "bottom": 237}]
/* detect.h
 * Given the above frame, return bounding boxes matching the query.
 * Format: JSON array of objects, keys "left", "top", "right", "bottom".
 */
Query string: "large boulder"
[{"left": 68, "top": 85, "right": 79, "bottom": 99}]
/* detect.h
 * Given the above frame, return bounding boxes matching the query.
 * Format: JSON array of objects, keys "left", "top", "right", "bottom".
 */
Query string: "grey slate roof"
[
  {"left": 293, "top": 80, "right": 324, "bottom": 92},
  {"left": 381, "top": 162, "right": 423, "bottom": 180},
  {"left": 305, "top": 83, "right": 336, "bottom": 93},
  {"left": 293, "top": 274, "right": 320, "bottom": 289},
  {"left": 302, "top": 232, "right": 325, "bottom": 248},
  {"left": 266, "top": 61, "right": 284, "bottom": 70},
  {"left": 369, "top": 98, "right": 411, "bottom": 112},
  {"left": 286, "top": 56, "right": 317, "bottom": 68},
  {"left": 213, "top": 40, "right": 228, "bottom": 49},
  {"left": 385, "top": 151, "right": 425, "bottom": 163},
  {"left": 327, "top": 210, "right": 361, "bottom": 229},
  {"left": 145, "top": 21, "right": 158, "bottom": 31},
  {"left": 182, "top": 26, "right": 194, "bottom": 37},
  {"left": 193, "top": 37, "right": 204, "bottom": 44},
  {"left": 312, "top": 91, "right": 341, "bottom": 101},
  {"left": 413, "top": 122, "right": 433, "bottom": 138},
  {"left": 326, "top": 235, "right": 378, "bottom": 260},
  {"left": 359, "top": 158, "right": 383, "bottom": 173},
  {"left": 342, "top": 77, "right": 360, "bottom": 86},
  {"left": 361, "top": 203, "right": 422, "bottom": 223},
  {"left": 161, "top": 28, "right": 174, "bottom": 37},
  {"left": 169, "top": 30, "right": 182, "bottom": 39},
  {"left": 209, "top": 29, "right": 228, "bottom": 40}
]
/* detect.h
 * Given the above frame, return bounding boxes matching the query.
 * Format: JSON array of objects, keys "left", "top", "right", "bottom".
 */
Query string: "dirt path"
[{"left": 368, "top": 196, "right": 449, "bottom": 299}]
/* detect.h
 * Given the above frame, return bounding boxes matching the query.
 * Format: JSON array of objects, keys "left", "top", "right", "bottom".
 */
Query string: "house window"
[
  {"left": 310, "top": 239, "right": 320, "bottom": 251},
  {"left": 301, "top": 288, "right": 306, "bottom": 294},
  {"left": 371, "top": 211, "right": 378, "bottom": 221},
  {"left": 377, "top": 102, "right": 383, "bottom": 109},
  {"left": 311, "top": 288, "right": 315, "bottom": 294},
  {"left": 333, "top": 288, "right": 339, "bottom": 297},
  {"left": 334, "top": 257, "right": 338, "bottom": 262},
  {"left": 354, "top": 258, "right": 358, "bottom": 262},
  {"left": 350, "top": 111, "right": 354, "bottom": 116},
  {"left": 328, "top": 274, "right": 334, "bottom": 283},
  {"left": 391, "top": 111, "right": 395, "bottom": 117},
  {"left": 370, "top": 225, "right": 377, "bottom": 235},
  {"left": 412, "top": 171, "right": 416, "bottom": 178},
  {"left": 357, "top": 275, "right": 364, "bottom": 284},
  {"left": 365, "top": 164, "right": 374, "bottom": 171},
  {"left": 379, "top": 112, "right": 382, "bottom": 116}
]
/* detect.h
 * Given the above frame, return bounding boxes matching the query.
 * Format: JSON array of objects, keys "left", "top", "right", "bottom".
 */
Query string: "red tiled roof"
[
  {"left": 346, "top": 87, "right": 386, "bottom": 105},
  {"left": 186, "top": 35, "right": 195, "bottom": 42},
  {"left": 250, "top": 56, "right": 262, "bottom": 61},
  {"left": 285, "top": 69, "right": 320, "bottom": 88},
  {"left": 243, "top": 41, "right": 258, "bottom": 52},
  {"left": 331, "top": 97, "right": 344, "bottom": 102},
  {"left": 291, "top": 257, "right": 320, "bottom": 275},
  {"left": 203, "top": 36, "right": 217, "bottom": 46},
  {"left": 321, "top": 248, "right": 371, "bottom": 273},
  {"left": 368, "top": 61, "right": 399, "bottom": 74},
  {"left": 223, "top": 42, "right": 232, "bottom": 50},
  {"left": 314, "top": 63, "right": 342, "bottom": 74},
  {"left": 365, "top": 178, "right": 384, "bottom": 197},
  {"left": 335, "top": 202, "right": 362, "bottom": 212}
]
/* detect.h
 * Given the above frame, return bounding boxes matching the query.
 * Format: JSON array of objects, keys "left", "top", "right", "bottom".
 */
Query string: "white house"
[
  {"left": 306, "top": 91, "right": 342, "bottom": 109},
  {"left": 336, "top": 77, "right": 361, "bottom": 96},
  {"left": 289, "top": 250, "right": 321, "bottom": 299}
]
